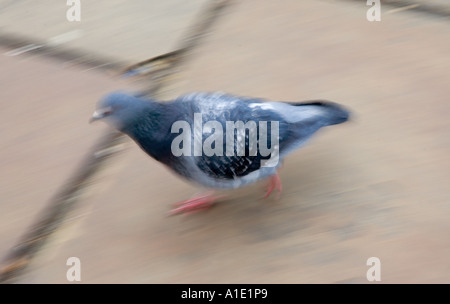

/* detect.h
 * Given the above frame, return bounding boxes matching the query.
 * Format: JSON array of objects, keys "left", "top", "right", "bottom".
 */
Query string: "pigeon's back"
[
  {"left": 174, "top": 92, "right": 258, "bottom": 122},
  {"left": 175, "top": 92, "right": 349, "bottom": 125},
  {"left": 173, "top": 92, "right": 349, "bottom": 158}
]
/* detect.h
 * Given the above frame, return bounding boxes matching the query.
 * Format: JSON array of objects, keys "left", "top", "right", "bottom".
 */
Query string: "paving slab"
[
  {"left": 13, "top": 0, "right": 450, "bottom": 283},
  {"left": 0, "top": 49, "right": 142, "bottom": 275},
  {"left": 0, "top": 0, "right": 209, "bottom": 63}
]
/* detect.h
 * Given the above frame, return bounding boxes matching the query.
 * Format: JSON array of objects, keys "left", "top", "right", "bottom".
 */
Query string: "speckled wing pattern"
[{"left": 175, "top": 92, "right": 288, "bottom": 180}]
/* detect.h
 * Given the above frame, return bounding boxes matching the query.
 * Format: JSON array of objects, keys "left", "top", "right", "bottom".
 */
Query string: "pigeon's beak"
[
  {"left": 89, "top": 111, "right": 104, "bottom": 123},
  {"left": 89, "top": 107, "right": 111, "bottom": 123}
]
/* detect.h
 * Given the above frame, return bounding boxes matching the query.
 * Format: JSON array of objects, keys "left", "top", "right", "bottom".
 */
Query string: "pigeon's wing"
[
  {"left": 260, "top": 100, "right": 350, "bottom": 156},
  {"left": 173, "top": 92, "right": 349, "bottom": 180},
  {"left": 196, "top": 154, "right": 265, "bottom": 180},
  {"left": 195, "top": 115, "right": 283, "bottom": 180},
  {"left": 174, "top": 92, "right": 288, "bottom": 180}
]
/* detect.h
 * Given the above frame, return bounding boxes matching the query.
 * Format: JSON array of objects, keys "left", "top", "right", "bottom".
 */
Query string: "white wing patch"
[
  {"left": 249, "top": 103, "right": 274, "bottom": 110},
  {"left": 269, "top": 103, "right": 324, "bottom": 123}
]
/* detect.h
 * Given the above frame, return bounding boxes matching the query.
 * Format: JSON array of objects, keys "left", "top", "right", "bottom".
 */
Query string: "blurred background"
[{"left": 1, "top": 0, "right": 450, "bottom": 283}]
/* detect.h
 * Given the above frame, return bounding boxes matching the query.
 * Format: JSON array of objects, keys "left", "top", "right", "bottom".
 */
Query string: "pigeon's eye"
[
  {"left": 108, "top": 105, "right": 122, "bottom": 114},
  {"left": 102, "top": 106, "right": 115, "bottom": 115}
]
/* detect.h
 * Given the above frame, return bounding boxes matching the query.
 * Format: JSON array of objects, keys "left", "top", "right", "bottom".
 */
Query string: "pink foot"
[
  {"left": 169, "top": 191, "right": 225, "bottom": 216},
  {"left": 263, "top": 172, "right": 282, "bottom": 199}
]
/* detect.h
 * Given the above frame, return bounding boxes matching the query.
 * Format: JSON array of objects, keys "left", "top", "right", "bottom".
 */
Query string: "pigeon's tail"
[{"left": 292, "top": 100, "right": 350, "bottom": 126}]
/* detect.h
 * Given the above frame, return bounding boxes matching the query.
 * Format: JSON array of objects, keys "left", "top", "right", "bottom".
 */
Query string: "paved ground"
[
  {"left": 0, "top": 51, "right": 130, "bottom": 271},
  {"left": 0, "top": 0, "right": 208, "bottom": 63},
  {"left": 1, "top": 0, "right": 450, "bottom": 283}
]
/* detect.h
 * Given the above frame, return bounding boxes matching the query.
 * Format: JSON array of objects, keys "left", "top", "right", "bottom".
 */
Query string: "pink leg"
[
  {"left": 169, "top": 191, "right": 225, "bottom": 216},
  {"left": 263, "top": 172, "right": 282, "bottom": 199}
]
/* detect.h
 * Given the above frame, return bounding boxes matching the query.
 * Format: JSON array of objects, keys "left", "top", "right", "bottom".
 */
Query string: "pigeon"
[{"left": 91, "top": 91, "right": 350, "bottom": 214}]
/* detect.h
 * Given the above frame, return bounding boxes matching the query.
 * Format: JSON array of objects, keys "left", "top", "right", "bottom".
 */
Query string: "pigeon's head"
[{"left": 90, "top": 92, "right": 147, "bottom": 130}]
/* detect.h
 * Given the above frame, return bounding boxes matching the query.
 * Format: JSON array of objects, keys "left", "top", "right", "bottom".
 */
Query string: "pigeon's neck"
[
  {"left": 121, "top": 100, "right": 165, "bottom": 135},
  {"left": 121, "top": 100, "right": 178, "bottom": 161}
]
